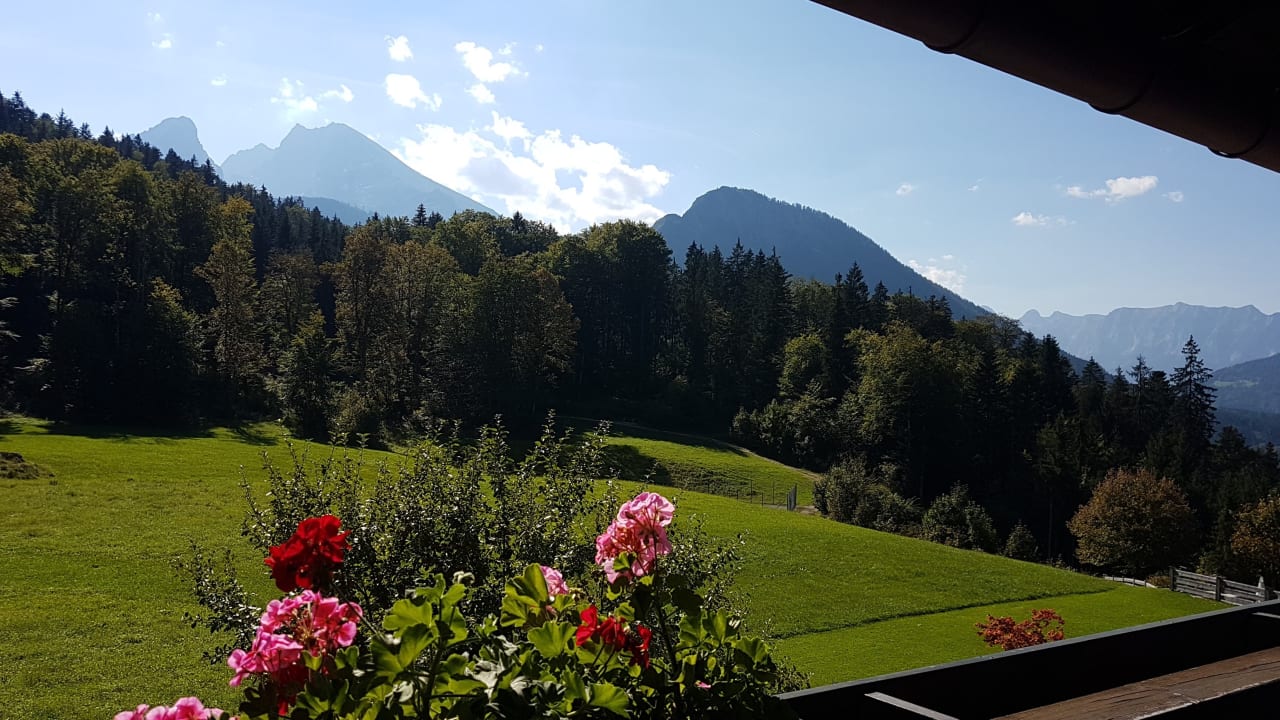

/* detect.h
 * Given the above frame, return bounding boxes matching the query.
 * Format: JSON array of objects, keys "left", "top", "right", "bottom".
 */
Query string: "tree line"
[{"left": 2, "top": 90, "right": 1277, "bottom": 582}]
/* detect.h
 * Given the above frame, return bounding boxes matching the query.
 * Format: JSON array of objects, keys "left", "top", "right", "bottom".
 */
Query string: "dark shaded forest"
[{"left": 2, "top": 90, "right": 1276, "bottom": 581}]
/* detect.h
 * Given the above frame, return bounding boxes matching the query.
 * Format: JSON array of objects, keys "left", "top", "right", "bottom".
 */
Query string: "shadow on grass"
[
  {"left": 38, "top": 421, "right": 217, "bottom": 442},
  {"left": 558, "top": 415, "right": 749, "bottom": 456},
  {"left": 230, "top": 424, "right": 278, "bottom": 446},
  {"left": 600, "top": 443, "right": 758, "bottom": 499}
]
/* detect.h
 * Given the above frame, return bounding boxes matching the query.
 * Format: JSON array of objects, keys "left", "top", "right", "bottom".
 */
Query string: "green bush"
[
  {"left": 922, "top": 485, "right": 998, "bottom": 553},
  {"left": 814, "top": 457, "right": 920, "bottom": 536},
  {"left": 1003, "top": 522, "right": 1040, "bottom": 561}
]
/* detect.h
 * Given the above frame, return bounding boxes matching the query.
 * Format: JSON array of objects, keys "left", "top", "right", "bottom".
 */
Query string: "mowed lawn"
[
  {"left": 0, "top": 418, "right": 1220, "bottom": 719},
  {"left": 597, "top": 422, "right": 819, "bottom": 506}
]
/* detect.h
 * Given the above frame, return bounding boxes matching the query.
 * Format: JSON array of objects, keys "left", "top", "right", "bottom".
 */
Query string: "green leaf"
[
  {"left": 528, "top": 621, "right": 575, "bottom": 658},
  {"left": 588, "top": 682, "right": 631, "bottom": 717}
]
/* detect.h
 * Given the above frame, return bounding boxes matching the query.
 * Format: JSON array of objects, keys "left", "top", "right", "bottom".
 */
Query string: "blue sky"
[{"left": 4, "top": 0, "right": 1279, "bottom": 317}]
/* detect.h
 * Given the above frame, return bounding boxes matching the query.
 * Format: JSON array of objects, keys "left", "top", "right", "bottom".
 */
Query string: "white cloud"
[
  {"left": 1066, "top": 175, "right": 1158, "bottom": 203},
  {"left": 386, "top": 35, "right": 412, "bottom": 62},
  {"left": 1164, "top": 190, "right": 1185, "bottom": 203},
  {"left": 148, "top": 12, "right": 163, "bottom": 23},
  {"left": 152, "top": 34, "right": 173, "bottom": 50},
  {"left": 384, "top": 74, "right": 441, "bottom": 110},
  {"left": 535, "top": 44, "right": 545, "bottom": 52},
  {"left": 968, "top": 183, "right": 980, "bottom": 192},
  {"left": 271, "top": 78, "right": 319, "bottom": 115},
  {"left": 895, "top": 182, "right": 915, "bottom": 196},
  {"left": 467, "top": 83, "right": 496, "bottom": 104},
  {"left": 499, "top": 42, "right": 516, "bottom": 56},
  {"left": 908, "top": 258, "right": 966, "bottom": 293},
  {"left": 455, "top": 41, "right": 522, "bottom": 83},
  {"left": 394, "top": 116, "right": 671, "bottom": 231},
  {"left": 321, "top": 84, "right": 355, "bottom": 103},
  {"left": 488, "top": 111, "right": 531, "bottom": 147},
  {"left": 211, "top": 75, "right": 227, "bottom": 87},
  {"left": 1011, "top": 211, "right": 1069, "bottom": 228},
  {"left": 215, "top": 40, "right": 226, "bottom": 48}
]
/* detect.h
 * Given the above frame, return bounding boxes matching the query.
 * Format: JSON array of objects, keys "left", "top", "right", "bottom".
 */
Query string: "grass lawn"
[
  {"left": 594, "top": 420, "right": 819, "bottom": 506},
  {"left": 0, "top": 417, "right": 1221, "bottom": 719},
  {"left": 775, "top": 586, "right": 1221, "bottom": 685}
]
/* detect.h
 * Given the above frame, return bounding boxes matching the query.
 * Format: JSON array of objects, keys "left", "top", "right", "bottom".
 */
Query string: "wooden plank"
[
  {"left": 865, "top": 692, "right": 960, "bottom": 720},
  {"left": 994, "top": 646, "right": 1280, "bottom": 720}
]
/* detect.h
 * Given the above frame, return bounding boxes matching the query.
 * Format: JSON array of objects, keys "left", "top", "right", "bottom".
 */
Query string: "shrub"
[
  {"left": 152, "top": 496, "right": 797, "bottom": 720},
  {"left": 1067, "top": 467, "right": 1198, "bottom": 577},
  {"left": 922, "top": 485, "right": 998, "bottom": 552},
  {"left": 815, "top": 457, "right": 920, "bottom": 536},
  {"left": 976, "top": 609, "right": 1065, "bottom": 651},
  {"left": 1230, "top": 494, "right": 1280, "bottom": 585},
  {"left": 1003, "top": 522, "right": 1039, "bottom": 561}
]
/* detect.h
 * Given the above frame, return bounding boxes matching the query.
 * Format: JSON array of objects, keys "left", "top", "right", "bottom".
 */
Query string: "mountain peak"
[
  {"left": 140, "top": 116, "right": 216, "bottom": 170},
  {"left": 654, "top": 187, "right": 987, "bottom": 319},
  {"left": 220, "top": 122, "right": 492, "bottom": 219}
]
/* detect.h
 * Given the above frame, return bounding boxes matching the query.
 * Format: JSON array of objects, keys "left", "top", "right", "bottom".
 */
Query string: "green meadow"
[{"left": 0, "top": 418, "right": 1220, "bottom": 719}]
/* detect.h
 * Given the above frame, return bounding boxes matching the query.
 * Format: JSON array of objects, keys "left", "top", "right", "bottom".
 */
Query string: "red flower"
[
  {"left": 628, "top": 623, "right": 652, "bottom": 669},
  {"left": 575, "top": 605, "right": 652, "bottom": 668},
  {"left": 265, "top": 515, "right": 349, "bottom": 593}
]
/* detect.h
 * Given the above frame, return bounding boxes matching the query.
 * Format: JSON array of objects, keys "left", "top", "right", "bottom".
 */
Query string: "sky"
[{"left": 3, "top": 0, "right": 1279, "bottom": 318}]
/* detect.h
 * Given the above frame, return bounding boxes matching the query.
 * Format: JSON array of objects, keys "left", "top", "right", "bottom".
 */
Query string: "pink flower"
[
  {"left": 595, "top": 492, "right": 675, "bottom": 582},
  {"left": 116, "top": 699, "right": 227, "bottom": 720},
  {"left": 228, "top": 629, "right": 303, "bottom": 686},
  {"left": 540, "top": 565, "right": 570, "bottom": 597}
]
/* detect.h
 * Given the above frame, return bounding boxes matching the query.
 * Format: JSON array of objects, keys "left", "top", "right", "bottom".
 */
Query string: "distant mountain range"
[
  {"left": 654, "top": 187, "right": 987, "bottom": 320},
  {"left": 221, "top": 123, "right": 492, "bottom": 222},
  {"left": 1019, "top": 303, "right": 1280, "bottom": 373},
  {"left": 138, "top": 117, "right": 491, "bottom": 224},
  {"left": 140, "top": 117, "right": 218, "bottom": 171}
]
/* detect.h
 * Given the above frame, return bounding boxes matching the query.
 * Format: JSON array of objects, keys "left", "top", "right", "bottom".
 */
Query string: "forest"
[{"left": 2, "top": 89, "right": 1277, "bottom": 584}]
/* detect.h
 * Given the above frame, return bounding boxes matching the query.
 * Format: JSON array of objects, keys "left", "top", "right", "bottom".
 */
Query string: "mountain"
[
  {"left": 296, "top": 196, "right": 372, "bottom": 225},
  {"left": 1018, "top": 303, "right": 1280, "bottom": 373},
  {"left": 221, "top": 123, "right": 493, "bottom": 219},
  {"left": 140, "top": 116, "right": 217, "bottom": 171},
  {"left": 653, "top": 187, "right": 987, "bottom": 319},
  {"left": 1214, "top": 353, "right": 1280, "bottom": 416}
]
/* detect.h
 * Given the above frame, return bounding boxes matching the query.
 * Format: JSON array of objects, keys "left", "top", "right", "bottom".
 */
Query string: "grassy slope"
[
  {"left": 596, "top": 421, "right": 819, "bottom": 506},
  {"left": 0, "top": 419, "right": 1220, "bottom": 718}
]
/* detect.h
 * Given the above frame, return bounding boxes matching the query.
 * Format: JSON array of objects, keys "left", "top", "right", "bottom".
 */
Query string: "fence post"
[
  {"left": 1170, "top": 567, "right": 1177, "bottom": 592},
  {"left": 1214, "top": 575, "right": 1224, "bottom": 603},
  {"left": 1261, "top": 576, "right": 1272, "bottom": 602}
]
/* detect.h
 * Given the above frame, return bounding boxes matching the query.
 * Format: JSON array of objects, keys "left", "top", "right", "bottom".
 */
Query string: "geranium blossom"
[
  {"left": 575, "top": 604, "right": 653, "bottom": 668},
  {"left": 595, "top": 492, "right": 675, "bottom": 582},
  {"left": 114, "top": 697, "right": 228, "bottom": 720},
  {"left": 540, "top": 565, "right": 569, "bottom": 596},
  {"left": 265, "top": 514, "right": 349, "bottom": 592}
]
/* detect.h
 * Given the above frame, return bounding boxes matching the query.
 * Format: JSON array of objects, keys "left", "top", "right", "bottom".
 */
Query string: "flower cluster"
[
  {"left": 575, "top": 605, "right": 653, "bottom": 668},
  {"left": 264, "top": 514, "right": 349, "bottom": 593},
  {"left": 541, "top": 564, "right": 570, "bottom": 596},
  {"left": 228, "top": 590, "right": 362, "bottom": 712},
  {"left": 114, "top": 697, "right": 227, "bottom": 720},
  {"left": 594, "top": 492, "right": 675, "bottom": 583},
  {"left": 976, "top": 609, "right": 1065, "bottom": 651}
]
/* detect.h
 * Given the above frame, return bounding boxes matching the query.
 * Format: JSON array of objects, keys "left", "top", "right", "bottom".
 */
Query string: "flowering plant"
[
  {"left": 976, "top": 609, "right": 1066, "bottom": 651},
  {"left": 130, "top": 492, "right": 795, "bottom": 719}
]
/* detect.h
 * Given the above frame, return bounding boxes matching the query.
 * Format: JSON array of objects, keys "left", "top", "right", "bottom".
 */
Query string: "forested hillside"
[{"left": 2, "top": 90, "right": 1277, "bottom": 584}]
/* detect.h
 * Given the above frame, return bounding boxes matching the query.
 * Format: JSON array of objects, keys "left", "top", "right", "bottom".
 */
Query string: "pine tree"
[
  {"left": 196, "top": 197, "right": 262, "bottom": 414},
  {"left": 278, "top": 310, "right": 336, "bottom": 439},
  {"left": 412, "top": 203, "right": 429, "bottom": 227},
  {"left": 1171, "top": 335, "right": 1216, "bottom": 447}
]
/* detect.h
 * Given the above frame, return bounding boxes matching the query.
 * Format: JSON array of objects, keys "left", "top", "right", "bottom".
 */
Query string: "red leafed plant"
[{"left": 976, "top": 609, "right": 1065, "bottom": 650}]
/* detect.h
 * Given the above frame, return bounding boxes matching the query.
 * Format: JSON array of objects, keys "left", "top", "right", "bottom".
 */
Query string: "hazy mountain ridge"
[
  {"left": 1019, "top": 303, "right": 1280, "bottom": 373},
  {"left": 219, "top": 123, "right": 493, "bottom": 219},
  {"left": 140, "top": 116, "right": 217, "bottom": 171},
  {"left": 654, "top": 187, "right": 988, "bottom": 320}
]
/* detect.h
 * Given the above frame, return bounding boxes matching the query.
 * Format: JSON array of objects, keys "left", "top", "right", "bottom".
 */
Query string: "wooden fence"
[{"left": 1170, "top": 568, "right": 1274, "bottom": 605}]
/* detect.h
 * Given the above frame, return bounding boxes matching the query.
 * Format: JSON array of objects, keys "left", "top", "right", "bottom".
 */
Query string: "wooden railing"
[{"left": 1170, "top": 567, "right": 1273, "bottom": 605}]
